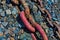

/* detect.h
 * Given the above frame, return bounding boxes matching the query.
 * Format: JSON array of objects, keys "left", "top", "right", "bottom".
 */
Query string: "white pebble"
[{"left": 6, "top": 9, "right": 11, "bottom": 14}]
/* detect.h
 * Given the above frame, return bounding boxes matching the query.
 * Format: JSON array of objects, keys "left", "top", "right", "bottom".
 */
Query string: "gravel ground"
[{"left": 0, "top": 0, "right": 60, "bottom": 40}]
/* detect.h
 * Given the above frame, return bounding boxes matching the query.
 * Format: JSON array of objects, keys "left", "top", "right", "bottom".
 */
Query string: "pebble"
[
  {"left": 5, "top": 33, "right": 10, "bottom": 38},
  {"left": 0, "top": 9, "right": 3, "bottom": 13},
  {"left": 0, "top": 33, "right": 3, "bottom": 37},
  {"left": 0, "top": 18, "right": 4, "bottom": 22},
  {"left": 0, "top": 36, "right": 5, "bottom": 40},
  {"left": 0, "top": 11, "right": 5, "bottom": 17},
  {"left": 10, "top": 37, "right": 15, "bottom": 40},
  {"left": 57, "top": 14, "right": 60, "bottom": 22},
  {"left": 0, "top": 0, "right": 1, "bottom": 3},
  {"left": 49, "top": 28, "right": 53, "bottom": 31},
  {"left": 48, "top": 29, "right": 54, "bottom": 37},
  {"left": 19, "top": 5, "right": 24, "bottom": 11},
  {"left": 3, "top": 5, "right": 8, "bottom": 11},
  {"left": 6, "top": 0, "right": 11, "bottom": 4},
  {"left": 34, "top": 11, "right": 43, "bottom": 23},
  {"left": 18, "top": 29, "right": 24, "bottom": 34},
  {"left": 6, "top": 9, "right": 11, "bottom": 14},
  {"left": 32, "top": 5, "right": 38, "bottom": 13},
  {"left": 11, "top": 0, "right": 19, "bottom": 5},
  {"left": 54, "top": 0, "right": 58, "bottom": 4},
  {"left": 23, "top": 37, "right": 27, "bottom": 40},
  {"left": 38, "top": 11, "right": 41, "bottom": 17},
  {"left": 13, "top": 28, "right": 19, "bottom": 34},
  {"left": 7, "top": 38, "right": 10, "bottom": 40},
  {"left": 0, "top": 27, "right": 4, "bottom": 36},
  {"left": 11, "top": 7, "right": 18, "bottom": 14},
  {"left": 52, "top": 18, "right": 57, "bottom": 21},
  {"left": 47, "top": 0, "right": 53, "bottom": 5},
  {"left": 0, "top": 22, "right": 1, "bottom": 24},
  {"left": 2, "top": 22, "right": 8, "bottom": 26},
  {"left": 0, "top": 28, "right": 3, "bottom": 31},
  {"left": 1, "top": 0, "right": 6, "bottom": 4}
]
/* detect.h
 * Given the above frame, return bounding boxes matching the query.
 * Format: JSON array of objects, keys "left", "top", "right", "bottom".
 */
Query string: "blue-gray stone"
[
  {"left": 52, "top": 18, "right": 57, "bottom": 21},
  {"left": 6, "top": 0, "right": 11, "bottom": 4},
  {"left": 13, "top": 30, "right": 18, "bottom": 34},
  {"left": 57, "top": 14, "right": 60, "bottom": 22},
  {"left": 5, "top": 33, "right": 10, "bottom": 38},
  {"left": 48, "top": 30, "right": 54, "bottom": 37},
  {"left": 54, "top": 0, "right": 58, "bottom": 3},
  {"left": 0, "top": 28, "right": 4, "bottom": 33},
  {"left": 38, "top": 11, "right": 41, "bottom": 16},
  {"left": 11, "top": 7, "right": 18, "bottom": 14},
  {"left": 13, "top": 28, "right": 19, "bottom": 34},
  {"left": 45, "top": 5, "right": 50, "bottom": 10},
  {"left": 18, "top": 24, "right": 22, "bottom": 28},
  {"left": 3, "top": 5, "right": 8, "bottom": 10},
  {"left": 0, "top": 9, "right": 3, "bottom": 13},
  {"left": 0, "top": 36, "right": 5, "bottom": 40},
  {"left": 0, "top": 18, "right": 4, "bottom": 22},
  {"left": 19, "top": 5, "right": 24, "bottom": 11},
  {"left": 0, "top": 0, "right": 1, "bottom": 3},
  {"left": 49, "top": 28, "right": 53, "bottom": 31},
  {"left": 2, "top": 22, "right": 8, "bottom": 26},
  {"left": 1, "top": 11, "right": 5, "bottom": 16},
  {"left": 47, "top": 0, "right": 53, "bottom": 5},
  {"left": 0, "top": 22, "right": 1, "bottom": 24}
]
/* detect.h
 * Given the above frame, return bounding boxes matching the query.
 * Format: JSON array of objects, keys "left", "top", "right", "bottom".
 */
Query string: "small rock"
[
  {"left": 38, "top": 11, "right": 41, "bottom": 17},
  {"left": 13, "top": 14, "right": 18, "bottom": 18},
  {"left": 13, "top": 27, "right": 19, "bottom": 34},
  {"left": 0, "top": 36, "right": 5, "bottom": 40},
  {"left": 0, "top": 28, "right": 3, "bottom": 32},
  {"left": 18, "top": 24, "right": 22, "bottom": 28},
  {"left": 21, "top": 29, "right": 24, "bottom": 34},
  {"left": 5, "top": 33, "right": 10, "bottom": 38},
  {"left": 49, "top": 28, "right": 53, "bottom": 31},
  {"left": 1, "top": 0, "right": 6, "bottom": 4},
  {"left": 10, "top": 37, "right": 15, "bottom": 40},
  {"left": 0, "top": 9, "right": 3, "bottom": 13},
  {"left": 4, "top": 30, "right": 9, "bottom": 34},
  {"left": 0, "top": 24, "right": 4, "bottom": 29},
  {"left": 32, "top": 5, "right": 38, "bottom": 13},
  {"left": 0, "top": 18, "right": 4, "bottom": 22},
  {"left": 0, "top": 22, "right": 1, "bottom": 24},
  {"left": 0, "top": 33, "right": 3, "bottom": 36},
  {"left": 11, "top": 0, "right": 19, "bottom": 5},
  {"left": 6, "top": 9, "right": 11, "bottom": 14},
  {"left": 3, "top": 5, "right": 8, "bottom": 10},
  {"left": 1, "top": 11, "right": 5, "bottom": 16},
  {"left": 0, "top": 0, "right": 1, "bottom": 3},
  {"left": 52, "top": 18, "right": 57, "bottom": 21},
  {"left": 11, "top": 7, "right": 18, "bottom": 14},
  {"left": 7, "top": 38, "right": 10, "bottom": 40},
  {"left": 48, "top": 30, "right": 54, "bottom": 37},
  {"left": 54, "top": 0, "right": 58, "bottom": 3},
  {"left": 23, "top": 37, "right": 27, "bottom": 40},
  {"left": 6, "top": 0, "right": 11, "bottom": 4},
  {"left": 2, "top": 22, "right": 8, "bottom": 26},
  {"left": 7, "top": 4, "right": 13, "bottom": 8},
  {"left": 19, "top": 5, "right": 24, "bottom": 11}
]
